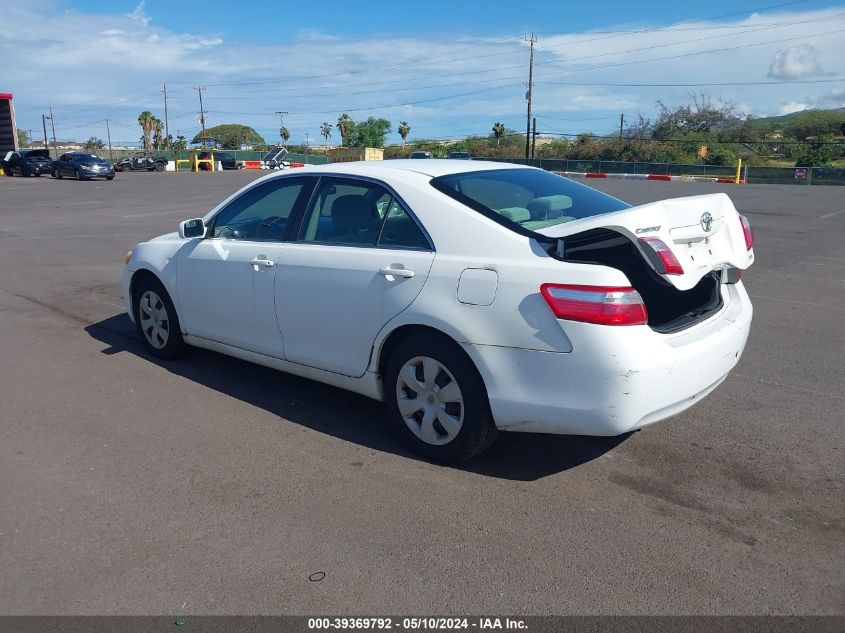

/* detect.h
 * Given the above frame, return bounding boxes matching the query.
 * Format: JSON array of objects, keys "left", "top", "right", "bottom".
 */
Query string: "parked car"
[
  {"left": 198, "top": 151, "right": 238, "bottom": 170},
  {"left": 2, "top": 149, "right": 53, "bottom": 176},
  {"left": 447, "top": 151, "right": 471, "bottom": 160},
  {"left": 123, "top": 161, "right": 754, "bottom": 462},
  {"left": 52, "top": 152, "right": 115, "bottom": 181},
  {"left": 115, "top": 153, "right": 166, "bottom": 172},
  {"left": 409, "top": 151, "right": 432, "bottom": 159}
]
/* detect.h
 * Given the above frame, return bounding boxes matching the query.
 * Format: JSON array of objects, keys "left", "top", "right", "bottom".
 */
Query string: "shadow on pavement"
[{"left": 86, "top": 314, "right": 629, "bottom": 481}]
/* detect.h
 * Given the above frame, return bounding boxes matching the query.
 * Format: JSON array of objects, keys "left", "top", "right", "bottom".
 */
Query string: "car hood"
[{"left": 149, "top": 231, "right": 181, "bottom": 243}]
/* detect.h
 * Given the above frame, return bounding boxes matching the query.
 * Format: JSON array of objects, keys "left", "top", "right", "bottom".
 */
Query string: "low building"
[{"left": 328, "top": 147, "right": 384, "bottom": 163}]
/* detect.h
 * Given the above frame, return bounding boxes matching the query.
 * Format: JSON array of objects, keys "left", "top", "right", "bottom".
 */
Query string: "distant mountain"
[{"left": 753, "top": 107, "right": 845, "bottom": 126}]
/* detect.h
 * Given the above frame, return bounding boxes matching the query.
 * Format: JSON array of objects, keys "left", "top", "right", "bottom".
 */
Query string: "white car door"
[
  {"left": 176, "top": 176, "right": 315, "bottom": 358},
  {"left": 275, "top": 176, "right": 435, "bottom": 377}
]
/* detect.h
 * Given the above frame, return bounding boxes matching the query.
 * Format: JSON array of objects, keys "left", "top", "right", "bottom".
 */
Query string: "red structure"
[{"left": 0, "top": 92, "right": 18, "bottom": 155}]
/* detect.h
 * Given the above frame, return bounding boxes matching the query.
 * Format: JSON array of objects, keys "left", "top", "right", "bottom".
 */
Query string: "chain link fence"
[{"left": 476, "top": 157, "right": 845, "bottom": 185}]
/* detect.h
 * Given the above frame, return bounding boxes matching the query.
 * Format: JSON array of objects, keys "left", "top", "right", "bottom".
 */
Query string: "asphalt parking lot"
[{"left": 0, "top": 169, "right": 842, "bottom": 615}]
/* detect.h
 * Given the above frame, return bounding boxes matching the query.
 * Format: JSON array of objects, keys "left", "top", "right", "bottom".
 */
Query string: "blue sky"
[{"left": 3, "top": 0, "right": 844, "bottom": 147}]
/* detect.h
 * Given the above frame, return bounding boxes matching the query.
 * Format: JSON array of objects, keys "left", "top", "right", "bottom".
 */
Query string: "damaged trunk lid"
[{"left": 537, "top": 192, "right": 754, "bottom": 291}]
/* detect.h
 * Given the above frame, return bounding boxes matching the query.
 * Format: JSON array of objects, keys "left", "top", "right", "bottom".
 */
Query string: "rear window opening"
[
  {"left": 560, "top": 229, "right": 724, "bottom": 333},
  {"left": 431, "top": 168, "right": 630, "bottom": 235}
]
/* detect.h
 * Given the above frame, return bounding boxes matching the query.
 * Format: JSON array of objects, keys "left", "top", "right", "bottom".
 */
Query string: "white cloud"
[
  {"left": 126, "top": 1, "right": 149, "bottom": 27},
  {"left": 767, "top": 44, "right": 825, "bottom": 80}
]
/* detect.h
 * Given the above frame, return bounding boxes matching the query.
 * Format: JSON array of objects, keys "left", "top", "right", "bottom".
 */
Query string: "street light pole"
[
  {"left": 42, "top": 115, "right": 49, "bottom": 151},
  {"left": 48, "top": 106, "right": 58, "bottom": 160}
]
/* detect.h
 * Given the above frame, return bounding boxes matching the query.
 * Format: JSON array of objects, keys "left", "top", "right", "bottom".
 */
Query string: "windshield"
[{"left": 431, "top": 168, "right": 630, "bottom": 232}]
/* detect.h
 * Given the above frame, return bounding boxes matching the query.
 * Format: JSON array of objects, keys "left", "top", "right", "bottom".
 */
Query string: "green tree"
[
  {"left": 320, "top": 121, "right": 332, "bottom": 152},
  {"left": 793, "top": 136, "right": 834, "bottom": 167},
  {"left": 17, "top": 129, "right": 30, "bottom": 148},
  {"left": 83, "top": 136, "right": 105, "bottom": 151},
  {"left": 173, "top": 135, "right": 188, "bottom": 151},
  {"left": 280, "top": 126, "right": 291, "bottom": 146},
  {"left": 137, "top": 111, "right": 155, "bottom": 151},
  {"left": 398, "top": 121, "right": 410, "bottom": 145},
  {"left": 191, "top": 124, "right": 265, "bottom": 150},
  {"left": 152, "top": 117, "right": 164, "bottom": 150},
  {"left": 492, "top": 122, "right": 506, "bottom": 147},
  {"left": 348, "top": 117, "right": 392, "bottom": 148},
  {"left": 336, "top": 113, "right": 353, "bottom": 146},
  {"left": 784, "top": 110, "right": 845, "bottom": 140}
]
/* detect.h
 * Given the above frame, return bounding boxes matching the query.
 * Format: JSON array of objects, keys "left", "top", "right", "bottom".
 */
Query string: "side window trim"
[{"left": 290, "top": 173, "right": 435, "bottom": 251}]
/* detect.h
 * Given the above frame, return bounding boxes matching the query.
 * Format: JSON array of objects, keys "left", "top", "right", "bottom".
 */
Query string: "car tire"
[
  {"left": 75, "top": 169, "right": 83, "bottom": 181},
  {"left": 106, "top": 175, "right": 114, "bottom": 180},
  {"left": 132, "top": 276, "right": 189, "bottom": 360},
  {"left": 155, "top": 162, "right": 165, "bottom": 172},
  {"left": 384, "top": 331, "right": 498, "bottom": 463},
  {"left": 3, "top": 169, "right": 12, "bottom": 177}
]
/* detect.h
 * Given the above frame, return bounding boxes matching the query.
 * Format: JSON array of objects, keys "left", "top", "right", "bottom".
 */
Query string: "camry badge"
[{"left": 700, "top": 212, "right": 713, "bottom": 232}]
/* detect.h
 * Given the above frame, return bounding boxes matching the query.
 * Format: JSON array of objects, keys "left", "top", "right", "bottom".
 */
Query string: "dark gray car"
[
  {"left": 2, "top": 149, "right": 53, "bottom": 176},
  {"left": 52, "top": 152, "right": 115, "bottom": 181}
]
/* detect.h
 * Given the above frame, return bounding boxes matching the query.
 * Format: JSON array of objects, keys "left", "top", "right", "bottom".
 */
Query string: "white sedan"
[{"left": 123, "top": 160, "right": 754, "bottom": 462}]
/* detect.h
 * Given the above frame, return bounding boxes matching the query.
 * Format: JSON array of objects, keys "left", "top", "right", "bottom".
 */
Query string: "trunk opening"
[{"left": 558, "top": 228, "right": 724, "bottom": 333}]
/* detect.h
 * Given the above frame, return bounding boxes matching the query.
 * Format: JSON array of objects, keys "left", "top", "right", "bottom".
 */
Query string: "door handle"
[
  {"left": 250, "top": 257, "right": 275, "bottom": 268},
  {"left": 378, "top": 267, "right": 415, "bottom": 279}
]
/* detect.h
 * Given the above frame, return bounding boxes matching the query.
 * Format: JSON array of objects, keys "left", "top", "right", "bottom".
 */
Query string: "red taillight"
[
  {"left": 540, "top": 284, "right": 648, "bottom": 326},
  {"left": 638, "top": 237, "right": 684, "bottom": 275},
  {"left": 739, "top": 213, "right": 754, "bottom": 250}
]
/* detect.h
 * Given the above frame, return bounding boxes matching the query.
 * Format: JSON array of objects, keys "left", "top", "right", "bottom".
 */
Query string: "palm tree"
[
  {"left": 280, "top": 126, "right": 291, "bottom": 146},
  {"left": 320, "top": 121, "right": 332, "bottom": 153},
  {"left": 152, "top": 117, "right": 163, "bottom": 150},
  {"left": 137, "top": 111, "right": 155, "bottom": 151},
  {"left": 336, "top": 113, "right": 353, "bottom": 146},
  {"left": 398, "top": 121, "right": 410, "bottom": 146},
  {"left": 492, "top": 122, "right": 506, "bottom": 148}
]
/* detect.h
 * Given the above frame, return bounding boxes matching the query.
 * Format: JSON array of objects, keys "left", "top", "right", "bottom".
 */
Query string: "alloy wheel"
[
  {"left": 395, "top": 356, "right": 464, "bottom": 445},
  {"left": 138, "top": 290, "right": 170, "bottom": 349}
]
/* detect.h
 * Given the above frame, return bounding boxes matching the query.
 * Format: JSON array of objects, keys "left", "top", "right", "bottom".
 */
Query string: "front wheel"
[
  {"left": 106, "top": 175, "right": 114, "bottom": 180},
  {"left": 75, "top": 169, "right": 83, "bottom": 181},
  {"left": 154, "top": 162, "right": 165, "bottom": 172},
  {"left": 133, "top": 276, "right": 188, "bottom": 359},
  {"left": 384, "top": 332, "right": 498, "bottom": 463},
  {"left": 54, "top": 168, "right": 62, "bottom": 179}
]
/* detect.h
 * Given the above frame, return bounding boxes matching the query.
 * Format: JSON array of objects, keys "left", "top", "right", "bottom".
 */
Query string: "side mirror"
[{"left": 178, "top": 218, "right": 206, "bottom": 239}]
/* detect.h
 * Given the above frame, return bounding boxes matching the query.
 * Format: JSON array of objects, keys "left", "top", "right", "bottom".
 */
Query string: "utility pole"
[
  {"left": 524, "top": 33, "right": 537, "bottom": 159},
  {"left": 48, "top": 106, "right": 58, "bottom": 160},
  {"left": 105, "top": 118, "right": 113, "bottom": 163},
  {"left": 619, "top": 113, "right": 624, "bottom": 140},
  {"left": 42, "top": 115, "right": 49, "bottom": 152},
  {"left": 162, "top": 83, "right": 170, "bottom": 145},
  {"left": 531, "top": 117, "right": 537, "bottom": 159},
  {"left": 194, "top": 86, "right": 207, "bottom": 146}
]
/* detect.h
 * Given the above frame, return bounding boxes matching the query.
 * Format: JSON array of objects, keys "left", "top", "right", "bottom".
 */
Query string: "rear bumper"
[{"left": 463, "top": 282, "right": 752, "bottom": 436}]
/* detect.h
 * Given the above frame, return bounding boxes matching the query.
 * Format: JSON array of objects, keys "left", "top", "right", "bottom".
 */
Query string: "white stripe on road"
[{"left": 820, "top": 209, "right": 845, "bottom": 219}]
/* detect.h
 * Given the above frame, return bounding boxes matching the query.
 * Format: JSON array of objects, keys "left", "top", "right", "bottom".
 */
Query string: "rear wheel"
[
  {"left": 384, "top": 332, "right": 498, "bottom": 463},
  {"left": 133, "top": 276, "right": 188, "bottom": 359}
]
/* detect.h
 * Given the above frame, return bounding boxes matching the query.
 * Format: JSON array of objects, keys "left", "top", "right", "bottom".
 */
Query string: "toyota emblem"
[{"left": 700, "top": 212, "right": 713, "bottom": 232}]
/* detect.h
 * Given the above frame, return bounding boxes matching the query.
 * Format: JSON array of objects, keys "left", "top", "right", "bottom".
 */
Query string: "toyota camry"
[{"left": 123, "top": 161, "right": 754, "bottom": 462}]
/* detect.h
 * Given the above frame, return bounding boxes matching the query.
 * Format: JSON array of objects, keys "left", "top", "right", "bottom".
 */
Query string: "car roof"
[{"left": 289, "top": 159, "right": 531, "bottom": 179}]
